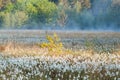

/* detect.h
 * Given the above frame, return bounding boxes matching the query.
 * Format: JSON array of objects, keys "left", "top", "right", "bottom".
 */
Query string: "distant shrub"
[
  {"left": 40, "top": 33, "right": 63, "bottom": 53},
  {"left": 39, "top": 33, "right": 72, "bottom": 55}
]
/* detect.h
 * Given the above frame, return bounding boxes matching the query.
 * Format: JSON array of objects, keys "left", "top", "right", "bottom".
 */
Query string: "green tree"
[
  {"left": 2, "top": 11, "right": 28, "bottom": 28},
  {"left": 26, "top": 0, "right": 57, "bottom": 24},
  {"left": 0, "top": 0, "right": 28, "bottom": 28}
]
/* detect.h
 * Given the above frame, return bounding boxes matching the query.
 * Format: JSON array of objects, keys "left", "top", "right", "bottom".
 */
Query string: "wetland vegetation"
[
  {"left": 0, "top": 0, "right": 120, "bottom": 80},
  {"left": 0, "top": 31, "right": 120, "bottom": 80}
]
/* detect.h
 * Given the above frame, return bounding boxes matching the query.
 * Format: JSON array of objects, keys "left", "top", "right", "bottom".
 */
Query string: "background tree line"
[{"left": 0, "top": 0, "right": 119, "bottom": 30}]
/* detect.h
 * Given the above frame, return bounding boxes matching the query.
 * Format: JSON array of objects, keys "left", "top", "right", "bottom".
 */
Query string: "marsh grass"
[
  {"left": 0, "top": 31, "right": 120, "bottom": 80},
  {"left": 0, "top": 41, "right": 119, "bottom": 80},
  {"left": 84, "top": 38, "right": 119, "bottom": 54},
  {"left": 0, "top": 52, "right": 119, "bottom": 80}
]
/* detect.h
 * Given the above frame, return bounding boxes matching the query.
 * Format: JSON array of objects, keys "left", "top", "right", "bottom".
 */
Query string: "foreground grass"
[
  {"left": 0, "top": 43, "right": 119, "bottom": 80},
  {"left": 0, "top": 33, "right": 119, "bottom": 80}
]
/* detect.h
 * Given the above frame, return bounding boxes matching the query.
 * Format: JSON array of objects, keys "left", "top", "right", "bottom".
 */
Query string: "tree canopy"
[{"left": 0, "top": 0, "right": 119, "bottom": 29}]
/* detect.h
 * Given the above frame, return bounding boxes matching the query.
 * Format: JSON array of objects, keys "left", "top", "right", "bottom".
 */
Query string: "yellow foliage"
[{"left": 40, "top": 33, "right": 64, "bottom": 54}]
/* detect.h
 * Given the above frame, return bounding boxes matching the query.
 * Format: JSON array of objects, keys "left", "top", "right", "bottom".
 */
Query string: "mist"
[
  {"left": 25, "top": 0, "right": 120, "bottom": 31},
  {"left": 61, "top": 0, "right": 120, "bottom": 31},
  {"left": 0, "top": 0, "right": 120, "bottom": 31}
]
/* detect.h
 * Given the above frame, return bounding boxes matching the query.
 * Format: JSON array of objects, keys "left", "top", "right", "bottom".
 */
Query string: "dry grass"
[
  {"left": 0, "top": 45, "right": 6, "bottom": 52},
  {"left": 0, "top": 43, "right": 46, "bottom": 57},
  {"left": 0, "top": 42, "right": 72, "bottom": 57},
  {"left": 0, "top": 42, "right": 120, "bottom": 80},
  {"left": 0, "top": 42, "right": 119, "bottom": 57},
  {"left": 0, "top": 31, "right": 120, "bottom": 80}
]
